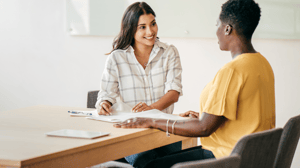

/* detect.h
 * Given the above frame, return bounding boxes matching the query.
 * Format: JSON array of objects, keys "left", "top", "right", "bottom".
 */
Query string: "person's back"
[{"left": 200, "top": 52, "right": 275, "bottom": 158}]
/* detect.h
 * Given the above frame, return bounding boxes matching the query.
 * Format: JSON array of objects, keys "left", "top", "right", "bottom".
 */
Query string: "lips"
[{"left": 144, "top": 35, "right": 154, "bottom": 39}]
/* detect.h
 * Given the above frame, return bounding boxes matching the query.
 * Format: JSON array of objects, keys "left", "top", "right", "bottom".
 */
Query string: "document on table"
[
  {"left": 87, "top": 109, "right": 186, "bottom": 123},
  {"left": 85, "top": 102, "right": 186, "bottom": 123}
]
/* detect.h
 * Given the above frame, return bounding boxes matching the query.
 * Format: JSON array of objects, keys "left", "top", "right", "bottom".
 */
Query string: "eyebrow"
[{"left": 138, "top": 19, "right": 156, "bottom": 26}]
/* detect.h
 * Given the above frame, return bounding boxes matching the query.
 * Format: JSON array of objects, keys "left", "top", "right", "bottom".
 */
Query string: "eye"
[
  {"left": 139, "top": 26, "right": 146, "bottom": 29},
  {"left": 152, "top": 22, "right": 156, "bottom": 26}
]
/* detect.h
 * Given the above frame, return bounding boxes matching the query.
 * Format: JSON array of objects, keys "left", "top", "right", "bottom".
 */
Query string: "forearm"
[
  {"left": 151, "top": 118, "right": 210, "bottom": 137},
  {"left": 151, "top": 112, "right": 226, "bottom": 137},
  {"left": 150, "top": 90, "right": 179, "bottom": 111}
]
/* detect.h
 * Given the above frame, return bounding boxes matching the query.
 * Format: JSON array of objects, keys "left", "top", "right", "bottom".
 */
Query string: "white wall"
[{"left": 0, "top": 0, "right": 299, "bottom": 167}]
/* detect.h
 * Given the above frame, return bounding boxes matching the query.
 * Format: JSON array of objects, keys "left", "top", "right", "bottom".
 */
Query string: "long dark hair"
[{"left": 108, "top": 2, "right": 156, "bottom": 54}]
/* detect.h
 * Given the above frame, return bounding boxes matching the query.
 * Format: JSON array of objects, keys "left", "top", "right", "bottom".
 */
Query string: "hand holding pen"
[{"left": 96, "top": 100, "right": 112, "bottom": 116}]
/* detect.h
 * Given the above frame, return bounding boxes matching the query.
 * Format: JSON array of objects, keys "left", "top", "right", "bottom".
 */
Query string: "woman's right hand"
[
  {"left": 96, "top": 100, "right": 112, "bottom": 115},
  {"left": 179, "top": 110, "right": 199, "bottom": 118}
]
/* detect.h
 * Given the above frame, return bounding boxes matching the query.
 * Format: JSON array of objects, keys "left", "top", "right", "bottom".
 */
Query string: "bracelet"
[
  {"left": 172, "top": 120, "right": 177, "bottom": 135},
  {"left": 166, "top": 119, "right": 170, "bottom": 137}
]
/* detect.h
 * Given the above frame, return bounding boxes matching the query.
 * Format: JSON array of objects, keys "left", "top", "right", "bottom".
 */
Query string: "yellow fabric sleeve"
[{"left": 203, "top": 67, "right": 243, "bottom": 121}]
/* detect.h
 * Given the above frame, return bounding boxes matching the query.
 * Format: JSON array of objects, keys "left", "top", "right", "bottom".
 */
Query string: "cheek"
[
  {"left": 134, "top": 31, "right": 142, "bottom": 39},
  {"left": 154, "top": 25, "right": 158, "bottom": 33}
]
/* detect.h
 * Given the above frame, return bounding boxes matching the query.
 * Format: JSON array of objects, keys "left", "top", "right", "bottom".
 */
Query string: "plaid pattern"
[{"left": 96, "top": 40, "right": 183, "bottom": 114}]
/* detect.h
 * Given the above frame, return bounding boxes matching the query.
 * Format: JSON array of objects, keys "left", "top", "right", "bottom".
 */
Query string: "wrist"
[
  {"left": 102, "top": 100, "right": 112, "bottom": 106},
  {"left": 149, "top": 104, "right": 159, "bottom": 110}
]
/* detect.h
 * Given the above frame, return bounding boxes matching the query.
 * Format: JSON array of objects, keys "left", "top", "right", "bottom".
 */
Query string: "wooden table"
[{"left": 0, "top": 105, "right": 197, "bottom": 168}]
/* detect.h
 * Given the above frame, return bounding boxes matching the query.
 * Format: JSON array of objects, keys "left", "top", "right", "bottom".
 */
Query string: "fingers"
[
  {"left": 179, "top": 111, "right": 192, "bottom": 117},
  {"left": 189, "top": 113, "right": 198, "bottom": 118},
  {"left": 179, "top": 111, "right": 199, "bottom": 118},
  {"left": 188, "top": 111, "right": 199, "bottom": 118},
  {"left": 132, "top": 102, "right": 149, "bottom": 113},
  {"left": 98, "top": 102, "right": 112, "bottom": 116},
  {"left": 190, "top": 111, "right": 200, "bottom": 118},
  {"left": 113, "top": 118, "right": 151, "bottom": 128},
  {"left": 113, "top": 118, "right": 138, "bottom": 128}
]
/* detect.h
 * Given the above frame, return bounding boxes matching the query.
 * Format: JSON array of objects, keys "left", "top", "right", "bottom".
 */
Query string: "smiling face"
[{"left": 133, "top": 14, "right": 158, "bottom": 50}]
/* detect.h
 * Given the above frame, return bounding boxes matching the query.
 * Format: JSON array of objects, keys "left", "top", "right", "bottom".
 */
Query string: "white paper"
[{"left": 86, "top": 102, "right": 186, "bottom": 123}]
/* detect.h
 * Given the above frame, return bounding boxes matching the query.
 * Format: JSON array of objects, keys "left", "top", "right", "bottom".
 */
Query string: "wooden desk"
[{"left": 0, "top": 105, "right": 197, "bottom": 168}]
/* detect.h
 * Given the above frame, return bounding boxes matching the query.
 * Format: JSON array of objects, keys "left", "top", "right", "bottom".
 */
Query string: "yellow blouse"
[{"left": 200, "top": 53, "right": 275, "bottom": 158}]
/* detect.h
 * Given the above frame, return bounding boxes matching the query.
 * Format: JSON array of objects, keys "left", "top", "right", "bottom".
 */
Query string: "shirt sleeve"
[
  {"left": 203, "top": 67, "right": 243, "bottom": 121},
  {"left": 164, "top": 45, "right": 183, "bottom": 96},
  {"left": 96, "top": 55, "right": 119, "bottom": 107}
]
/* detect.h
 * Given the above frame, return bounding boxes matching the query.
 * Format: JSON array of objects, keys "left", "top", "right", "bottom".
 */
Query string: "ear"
[{"left": 224, "top": 25, "right": 232, "bottom": 35}]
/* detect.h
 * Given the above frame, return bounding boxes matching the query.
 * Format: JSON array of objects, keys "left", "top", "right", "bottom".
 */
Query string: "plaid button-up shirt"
[{"left": 96, "top": 40, "right": 183, "bottom": 114}]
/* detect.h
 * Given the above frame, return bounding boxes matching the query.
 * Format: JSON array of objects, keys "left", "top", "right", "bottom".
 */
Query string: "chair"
[
  {"left": 172, "top": 128, "right": 283, "bottom": 168},
  {"left": 273, "top": 114, "right": 300, "bottom": 168},
  {"left": 231, "top": 128, "right": 283, "bottom": 168},
  {"left": 87, "top": 90, "right": 100, "bottom": 108},
  {"left": 172, "top": 154, "right": 241, "bottom": 168}
]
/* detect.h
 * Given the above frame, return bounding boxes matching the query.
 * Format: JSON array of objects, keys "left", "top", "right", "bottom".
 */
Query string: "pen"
[{"left": 68, "top": 111, "right": 93, "bottom": 116}]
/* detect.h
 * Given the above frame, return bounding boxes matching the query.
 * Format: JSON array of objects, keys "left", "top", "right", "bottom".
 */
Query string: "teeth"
[{"left": 144, "top": 36, "right": 153, "bottom": 39}]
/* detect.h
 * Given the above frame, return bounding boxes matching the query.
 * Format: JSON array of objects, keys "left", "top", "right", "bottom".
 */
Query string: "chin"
[{"left": 144, "top": 40, "right": 155, "bottom": 46}]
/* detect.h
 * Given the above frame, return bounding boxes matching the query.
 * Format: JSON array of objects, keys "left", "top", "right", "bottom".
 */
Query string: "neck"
[
  {"left": 133, "top": 43, "right": 153, "bottom": 57},
  {"left": 230, "top": 38, "right": 257, "bottom": 59}
]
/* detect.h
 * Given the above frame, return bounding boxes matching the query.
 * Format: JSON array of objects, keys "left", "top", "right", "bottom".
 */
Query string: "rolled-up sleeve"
[
  {"left": 164, "top": 46, "right": 183, "bottom": 96},
  {"left": 96, "top": 55, "right": 119, "bottom": 106}
]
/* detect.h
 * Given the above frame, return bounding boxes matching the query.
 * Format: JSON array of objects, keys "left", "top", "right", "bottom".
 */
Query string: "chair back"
[
  {"left": 273, "top": 115, "right": 300, "bottom": 168},
  {"left": 87, "top": 90, "right": 99, "bottom": 108},
  {"left": 231, "top": 128, "right": 283, "bottom": 168},
  {"left": 171, "top": 154, "right": 241, "bottom": 168}
]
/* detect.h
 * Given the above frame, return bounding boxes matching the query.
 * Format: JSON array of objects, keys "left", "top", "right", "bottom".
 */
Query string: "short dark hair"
[
  {"left": 109, "top": 2, "right": 156, "bottom": 54},
  {"left": 219, "top": 0, "right": 261, "bottom": 39}
]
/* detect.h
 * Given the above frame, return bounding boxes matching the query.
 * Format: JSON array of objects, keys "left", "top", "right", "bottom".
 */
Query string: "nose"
[{"left": 146, "top": 26, "right": 154, "bottom": 35}]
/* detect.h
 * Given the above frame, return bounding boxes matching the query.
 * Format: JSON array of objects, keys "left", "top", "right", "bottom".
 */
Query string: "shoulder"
[
  {"left": 107, "top": 48, "right": 131, "bottom": 63},
  {"left": 156, "top": 40, "right": 179, "bottom": 56},
  {"left": 215, "top": 62, "right": 243, "bottom": 82}
]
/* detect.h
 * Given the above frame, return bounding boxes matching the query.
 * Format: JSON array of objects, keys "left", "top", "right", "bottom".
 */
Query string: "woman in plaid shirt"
[{"left": 95, "top": 2, "right": 183, "bottom": 168}]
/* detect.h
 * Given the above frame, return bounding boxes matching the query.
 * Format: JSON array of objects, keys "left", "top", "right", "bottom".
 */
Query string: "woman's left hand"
[
  {"left": 131, "top": 102, "right": 153, "bottom": 113},
  {"left": 113, "top": 117, "right": 153, "bottom": 128}
]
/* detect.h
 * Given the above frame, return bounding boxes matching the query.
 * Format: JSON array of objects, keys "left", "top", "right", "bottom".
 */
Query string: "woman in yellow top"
[{"left": 114, "top": 0, "right": 275, "bottom": 167}]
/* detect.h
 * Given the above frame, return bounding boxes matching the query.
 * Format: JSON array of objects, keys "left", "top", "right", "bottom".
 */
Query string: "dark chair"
[
  {"left": 273, "top": 115, "right": 300, "bottom": 168},
  {"left": 172, "top": 128, "right": 283, "bottom": 168},
  {"left": 172, "top": 154, "right": 241, "bottom": 168},
  {"left": 87, "top": 90, "right": 100, "bottom": 108},
  {"left": 231, "top": 128, "right": 283, "bottom": 168}
]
